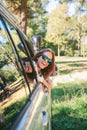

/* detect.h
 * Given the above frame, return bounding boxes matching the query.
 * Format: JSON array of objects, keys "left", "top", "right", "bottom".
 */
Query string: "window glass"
[
  {"left": 4, "top": 19, "right": 35, "bottom": 89},
  {"left": 0, "top": 18, "right": 29, "bottom": 130},
  {"left": 5, "top": 21, "right": 26, "bottom": 58},
  {"left": 4, "top": 19, "right": 36, "bottom": 88}
]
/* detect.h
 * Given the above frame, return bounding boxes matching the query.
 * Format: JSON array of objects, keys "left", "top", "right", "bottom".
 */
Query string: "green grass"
[
  {"left": 52, "top": 57, "right": 87, "bottom": 130},
  {"left": 52, "top": 81, "right": 87, "bottom": 130},
  {"left": 51, "top": 80, "right": 87, "bottom": 130},
  {"left": 57, "top": 61, "right": 87, "bottom": 75},
  {"left": 0, "top": 97, "right": 27, "bottom": 130}
]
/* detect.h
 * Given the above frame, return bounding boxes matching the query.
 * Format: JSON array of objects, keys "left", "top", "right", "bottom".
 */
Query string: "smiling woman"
[{"left": 18, "top": 48, "right": 55, "bottom": 91}]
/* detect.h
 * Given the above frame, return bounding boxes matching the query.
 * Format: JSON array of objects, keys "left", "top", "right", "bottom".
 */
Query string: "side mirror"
[{"left": 32, "top": 35, "right": 42, "bottom": 54}]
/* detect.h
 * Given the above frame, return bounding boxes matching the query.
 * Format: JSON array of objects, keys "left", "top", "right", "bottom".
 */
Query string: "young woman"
[{"left": 19, "top": 48, "right": 55, "bottom": 91}]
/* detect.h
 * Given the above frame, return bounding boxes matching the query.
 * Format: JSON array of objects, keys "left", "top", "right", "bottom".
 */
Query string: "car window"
[{"left": 0, "top": 18, "right": 31, "bottom": 130}]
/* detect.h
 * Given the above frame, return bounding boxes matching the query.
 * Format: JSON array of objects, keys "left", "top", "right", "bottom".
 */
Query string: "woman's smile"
[{"left": 37, "top": 51, "right": 52, "bottom": 69}]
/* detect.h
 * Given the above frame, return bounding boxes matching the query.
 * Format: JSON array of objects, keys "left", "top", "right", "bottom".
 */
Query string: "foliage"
[
  {"left": 3, "top": 0, "right": 87, "bottom": 57},
  {"left": 52, "top": 57, "right": 87, "bottom": 130},
  {"left": 0, "top": 42, "right": 20, "bottom": 84},
  {"left": 3, "top": 0, "right": 48, "bottom": 34},
  {"left": 0, "top": 98, "right": 27, "bottom": 130},
  {"left": 45, "top": 3, "right": 72, "bottom": 56},
  {"left": 51, "top": 81, "right": 87, "bottom": 130},
  {"left": 41, "top": 40, "right": 58, "bottom": 55},
  {"left": 0, "top": 68, "right": 20, "bottom": 84},
  {"left": 64, "top": 39, "right": 78, "bottom": 56},
  {"left": 46, "top": 3, "right": 70, "bottom": 44},
  {"left": 27, "top": 15, "right": 48, "bottom": 40},
  {"left": 57, "top": 58, "right": 87, "bottom": 76},
  {"left": 45, "top": 1, "right": 87, "bottom": 56}
]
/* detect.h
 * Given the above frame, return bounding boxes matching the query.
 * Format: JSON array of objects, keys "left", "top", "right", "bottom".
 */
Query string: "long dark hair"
[
  {"left": 21, "top": 48, "right": 55, "bottom": 81},
  {"left": 33, "top": 48, "right": 55, "bottom": 79}
]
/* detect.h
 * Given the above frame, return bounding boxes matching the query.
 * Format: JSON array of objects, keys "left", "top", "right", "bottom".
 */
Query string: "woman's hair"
[
  {"left": 33, "top": 48, "right": 55, "bottom": 79},
  {"left": 20, "top": 48, "right": 55, "bottom": 81}
]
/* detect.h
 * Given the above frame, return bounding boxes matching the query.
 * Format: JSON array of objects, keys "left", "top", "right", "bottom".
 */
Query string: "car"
[{"left": 0, "top": 1, "right": 51, "bottom": 130}]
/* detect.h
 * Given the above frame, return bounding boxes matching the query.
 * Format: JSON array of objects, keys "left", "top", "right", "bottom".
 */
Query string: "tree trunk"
[
  {"left": 78, "top": 32, "right": 81, "bottom": 56},
  {"left": 58, "top": 44, "right": 60, "bottom": 57},
  {"left": 20, "top": 0, "right": 28, "bottom": 34}
]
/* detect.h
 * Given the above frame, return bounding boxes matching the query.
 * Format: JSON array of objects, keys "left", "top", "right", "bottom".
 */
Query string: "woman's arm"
[
  {"left": 18, "top": 60, "right": 52, "bottom": 91},
  {"left": 38, "top": 76, "right": 52, "bottom": 92},
  {"left": 24, "top": 62, "right": 32, "bottom": 73},
  {"left": 17, "top": 61, "right": 32, "bottom": 73}
]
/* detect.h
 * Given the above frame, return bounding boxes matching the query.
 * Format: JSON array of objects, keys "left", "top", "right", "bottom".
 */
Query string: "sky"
[
  {"left": 46, "top": 0, "right": 59, "bottom": 13},
  {"left": 46, "top": 0, "right": 76, "bottom": 16}
]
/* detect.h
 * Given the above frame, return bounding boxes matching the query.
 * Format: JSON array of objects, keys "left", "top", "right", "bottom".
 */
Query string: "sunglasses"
[{"left": 42, "top": 55, "right": 53, "bottom": 63}]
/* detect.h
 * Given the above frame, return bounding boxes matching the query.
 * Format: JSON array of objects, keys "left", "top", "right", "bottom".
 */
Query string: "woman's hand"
[
  {"left": 37, "top": 75, "right": 44, "bottom": 83},
  {"left": 38, "top": 75, "right": 52, "bottom": 93},
  {"left": 25, "top": 62, "right": 32, "bottom": 73}
]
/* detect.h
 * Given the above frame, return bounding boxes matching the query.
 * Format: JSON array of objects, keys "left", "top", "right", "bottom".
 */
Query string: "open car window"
[
  {"left": 0, "top": 17, "right": 35, "bottom": 130},
  {"left": 0, "top": 2, "right": 52, "bottom": 130}
]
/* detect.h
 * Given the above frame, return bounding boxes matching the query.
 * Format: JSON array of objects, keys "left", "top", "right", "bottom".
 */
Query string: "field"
[
  {"left": 51, "top": 56, "right": 87, "bottom": 130},
  {"left": 0, "top": 56, "right": 87, "bottom": 130}
]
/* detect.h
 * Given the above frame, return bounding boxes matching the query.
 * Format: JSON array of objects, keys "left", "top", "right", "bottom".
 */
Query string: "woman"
[{"left": 19, "top": 48, "right": 55, "bottom": 91}]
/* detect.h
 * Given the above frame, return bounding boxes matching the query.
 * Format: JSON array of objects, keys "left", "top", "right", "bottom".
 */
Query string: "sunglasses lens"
[
  {"left": 42, "top": 55, "right": 52, "bottom": 63},
  {"left": 48, "top": 59, "right": 52, "bottom": 63}
]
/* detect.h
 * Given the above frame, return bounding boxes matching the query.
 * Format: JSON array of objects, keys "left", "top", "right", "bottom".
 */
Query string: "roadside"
[
  {"left": 53, "top": 70, "right": 87, "bottom": 86},
  {"left": 55, "top": 56, "right": 87, "bottom": 62},
  {"left": 53, "top": 56, "right": 87, "bottom": 86}
]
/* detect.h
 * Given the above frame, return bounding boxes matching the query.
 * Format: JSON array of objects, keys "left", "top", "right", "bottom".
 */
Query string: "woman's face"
[{"left": 37, "top": 51, "right": 53, "bottom": 69}]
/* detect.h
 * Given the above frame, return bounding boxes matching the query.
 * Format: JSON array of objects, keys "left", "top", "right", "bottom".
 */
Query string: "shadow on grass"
[
  {"left": 0, "top": 98, "right": 26, "bottom": 130},
  {"left": 68, "top": 63, "right": 86, "bottom": 67},
  {"left": 58, "top": 62, "right": 87, "bottom": 75},
  {"left": 59, "top": 64, "right": 87, "bottom": 75},
  {"left": 56, "top": 60, "right": 87, "bottom": 64},
  {"left": 51, "top": 85, "right": 87, "bottom": 103},
  {"left": 59, "top": 69, "right": 72, "bottom": 75},
  {"left": 51, "top": 82, "right": 87, "bottom": 130},
  {"left": 52, "top": 112, "right": 87, "bottom": 130}
]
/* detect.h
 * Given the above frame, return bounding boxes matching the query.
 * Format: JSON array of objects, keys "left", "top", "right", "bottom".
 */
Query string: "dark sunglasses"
[{"left": 42, "top": 55, "right": 53, "bottom": 63}]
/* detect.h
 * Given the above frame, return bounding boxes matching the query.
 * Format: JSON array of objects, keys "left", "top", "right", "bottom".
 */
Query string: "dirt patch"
[
  {"left": 0, "top": 86, "right": 29, "bottom": 110},
  {"left": 53, "top": 70, "right": 87, "bottom": 85}
]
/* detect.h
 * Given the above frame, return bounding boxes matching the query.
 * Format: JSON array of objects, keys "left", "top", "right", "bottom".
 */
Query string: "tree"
[
  {"left": 3, "top": 0, "right": 48, "bottom": 34},
  {"left": 65, "top": 0, "right": 87, "bottom": 56},
  {"left": 45, "top": 3, "right": 71, "bottom": 56},
  {"left": 46, "top": 0, "right": 87, "bottom": 56}
]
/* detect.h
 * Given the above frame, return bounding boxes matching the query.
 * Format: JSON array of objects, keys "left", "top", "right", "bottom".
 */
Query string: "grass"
[
  {"left": 51, "top": 81, "right": 87, "bottom": 130},
  {"left": 1, "top": 56, "right": 87, "bottom": 130},
  {"left": 51, "top": 57, "right": 87, "bottom": 130},
  {"left": 57, "top": 61, "right": 87, "bottom": 75},
  {"left": 0, "top": 97, "right": 27, "bottom": 130}
]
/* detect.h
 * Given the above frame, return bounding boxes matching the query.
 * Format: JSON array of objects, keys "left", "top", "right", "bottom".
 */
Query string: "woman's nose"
[{"left": 45, "top": 59, "right": 48, "bottom": 64}]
